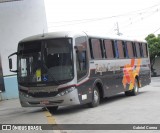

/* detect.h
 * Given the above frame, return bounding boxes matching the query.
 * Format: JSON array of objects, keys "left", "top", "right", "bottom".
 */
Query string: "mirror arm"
[{"left": 8, "top": 52, "right": 18, "bottom": 59}]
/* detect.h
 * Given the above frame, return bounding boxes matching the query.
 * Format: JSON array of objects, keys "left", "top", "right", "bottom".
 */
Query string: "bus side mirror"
[
  {"left": 9, "top": 58, "right": 12, "bottom": 70},
  {"left": 8, "top": 52, "right": 18, "bottom": 73}
]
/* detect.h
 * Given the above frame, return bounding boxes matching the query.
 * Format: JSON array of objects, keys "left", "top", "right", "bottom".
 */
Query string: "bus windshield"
[{"left": 17, "top": 38, "right": 73, "bottom": 86}]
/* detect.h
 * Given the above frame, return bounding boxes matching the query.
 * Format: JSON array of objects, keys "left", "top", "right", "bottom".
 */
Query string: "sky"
[{"left": 44, "top": 0, "right": 160, "bottom": 40}]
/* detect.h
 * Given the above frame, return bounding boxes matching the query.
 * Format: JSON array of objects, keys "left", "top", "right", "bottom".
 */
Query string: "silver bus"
[{"left": 8, "top": 31, "right": 151, "bottom": 111}]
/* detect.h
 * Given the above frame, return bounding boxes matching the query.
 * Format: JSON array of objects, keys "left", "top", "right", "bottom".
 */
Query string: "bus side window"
[
  {"left": 75, "top": 37, "right": 88, "bottom": 80},
  {"left": 122, "top": 41, "right": 128, "bottom": 58},
  {"left": 142, "top": 43, "right": 148, "bottom": 57},
  {"left": 135, "top": 42, "right": 141, "bottom": 58},
  {"left": 126, "top": 41, "right": 134, "bottom": 58},
  {"left": 90, "top": 38, "right": 103, "bottom": 59},
  {"left": 132, "top": 42, "right": 137, "bottom": 58},
  {"left": 114, "top": 40, "right": 119, "bottom": 58},
  {"left": 103, "top": 40, "right": 114, "bottom": 59},
  {"left": 139, "top": 43, "right": 144, "bottom": 57},
  {"left": 117, "top": 40, "right": 124, "bottom": 59}
]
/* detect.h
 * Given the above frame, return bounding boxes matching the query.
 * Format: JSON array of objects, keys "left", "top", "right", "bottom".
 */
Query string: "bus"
[{"left": 8, "top": 31, "right": 151, "bottom": 111}]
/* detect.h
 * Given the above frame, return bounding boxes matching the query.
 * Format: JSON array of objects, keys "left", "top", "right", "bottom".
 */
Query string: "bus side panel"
[
  {"left": 138, "top": 61, "right": 151, "bottom": 87},
  {"left": 76, "top": 79, "right": 95, "bottom": 105},
  {"left": 89, "top": 70, "right": 122, "bottom": 97},
  {"left": 76, "top": 58, "right": 151, "bottom": 105},
  {"left": 76, "top": 76, "right": 120, "bottom": 105},
  {"left": 76, "top": 76, "right": 117, "bottom": 105},
  {"left": 139, "top": 71, "right": 151, "bottom": 88}
]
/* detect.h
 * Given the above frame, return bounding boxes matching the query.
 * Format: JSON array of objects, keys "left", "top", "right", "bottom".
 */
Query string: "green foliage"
[
  {"left": 145, "top": 34, "right": 160, "bottom": 61},
  {"left": 145, "top": 34, "right": 160, "bottom": 75}
]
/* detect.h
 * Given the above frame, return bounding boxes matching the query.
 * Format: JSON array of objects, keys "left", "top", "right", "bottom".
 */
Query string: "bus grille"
[
  {"left": 20, "top": 89, "right": 59, "bottom": 98},
  {"left": 28, "top": 92, "right": 59, "bottom": 98}
]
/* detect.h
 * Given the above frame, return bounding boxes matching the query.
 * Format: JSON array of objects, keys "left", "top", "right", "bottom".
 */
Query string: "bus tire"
[
  {"left": 47, "top": 106, "right": 58, "bottom": 112},
  {"left": 88, "top": 86, "right": 100, "bottom": 107},
  {"left": 125, "top": 79, "right": 139, "bottom": 96}
]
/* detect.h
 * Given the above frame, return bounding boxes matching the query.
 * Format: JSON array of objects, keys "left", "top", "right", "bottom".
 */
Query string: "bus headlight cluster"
[
  {"left": 20, "top": 91, "right": 31, "bottom": 98},
  {"left": 57, "top": 87, "right": 75, "bottom": 96}
]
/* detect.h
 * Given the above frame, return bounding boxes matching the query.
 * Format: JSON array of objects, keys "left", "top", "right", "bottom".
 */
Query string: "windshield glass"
[{"left": 18, "top": 38, "right": 73, "bottom": 86}]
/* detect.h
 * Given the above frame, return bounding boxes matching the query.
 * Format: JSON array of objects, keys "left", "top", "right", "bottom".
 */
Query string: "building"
[
  {"left": 0, "top": 0, "right": 48, "bottom": 100},
  {"left": 152, "top": 57, "right": 160, "bottom": 77}
]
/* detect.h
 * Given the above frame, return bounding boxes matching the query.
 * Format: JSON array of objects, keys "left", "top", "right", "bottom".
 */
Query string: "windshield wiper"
[{"left": 48, "top": 74, "right": 61, "bottom": 85}]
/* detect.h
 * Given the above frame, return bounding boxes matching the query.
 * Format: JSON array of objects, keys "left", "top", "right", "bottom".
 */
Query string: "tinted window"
[
  {"left": 139, "top": 43, "right": 144, "bottom": 57},
  {"left": 132, "top": 42, "right": 137, "bottom": 57},
  {"left": 126, "top": 41, "right": 134, "bottom": 58},
  {"left": 75, "top": 37, "right": 88, "bottom": 80},
  {"left": 142, "top": 43, "right": 148, "bottom": 57},
  {"left": 135, "top": 42, "right": 141, "bottom": 58},
  {"left": 103, "top": 40, "right": 114, "bottom": 59},
  {"left": 90, "top": 39, "right": 102, "bottom": 59},
  {"left": 117, "top": 40, "right": 124, "bottom": 58},
  {"left": 114, "top": 40, "right": 119, "bottom": 58}
]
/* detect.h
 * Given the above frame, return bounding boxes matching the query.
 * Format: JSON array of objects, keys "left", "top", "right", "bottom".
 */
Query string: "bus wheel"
[
  {"left": 125, "top": 79, "right": 139, "bottom": 96},
  {"left": 88, "top": 86, "right": 100, "bottom": 107},
  {"left": 47, "top": 106, "right": 58, "bottom": 113}
]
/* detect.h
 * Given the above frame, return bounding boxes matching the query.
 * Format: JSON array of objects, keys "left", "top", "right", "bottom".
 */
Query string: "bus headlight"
[
  {"left": 20, "top": 91, "right": 32, "bottom": 98},
  {"left": 57, "top": 87, "right": 75, "bottom": 96}
]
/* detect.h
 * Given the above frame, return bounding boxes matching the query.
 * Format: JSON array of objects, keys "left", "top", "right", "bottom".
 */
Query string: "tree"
[{"left": 145, "top": 34, "right": 160, "bottom": 75}]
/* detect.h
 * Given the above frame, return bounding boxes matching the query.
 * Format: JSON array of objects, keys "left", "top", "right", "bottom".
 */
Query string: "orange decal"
[
  {"left": 122, "top": 59, "right": 141, "bottom": 90},
  {"left": 131, "top": 59, "right": 135, "bottom": 67}
]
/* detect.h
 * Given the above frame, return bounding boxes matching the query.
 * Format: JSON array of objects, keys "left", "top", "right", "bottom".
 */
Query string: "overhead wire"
[
  {"left": 48, "top": 7, "right": 158, "bottom": 29},
  {"left": 48, "top": 2, "right": 160, "bottom": 26},
  {"left": 153, "top": 27, "right": 160, "bottom": 33},
  {"left": 106, "top": 7, "right": 160, "bottom": 35},
  {"left": 120, "top": 8, "right": 159, "bottom": 31},
  {"left": 47, "top": 2, "right": 160, "bottom": 36}
]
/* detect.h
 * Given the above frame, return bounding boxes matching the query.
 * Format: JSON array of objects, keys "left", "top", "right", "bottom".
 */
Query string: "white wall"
[{"left": 0, "top": 0, "right": 48, "bottom": 76}]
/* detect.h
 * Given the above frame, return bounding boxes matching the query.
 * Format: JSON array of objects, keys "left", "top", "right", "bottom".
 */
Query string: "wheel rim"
[{"left": 94, "top": 90, "right": 99, "bottom": 103}]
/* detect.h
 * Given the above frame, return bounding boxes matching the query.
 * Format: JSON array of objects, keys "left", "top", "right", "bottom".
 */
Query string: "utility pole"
[
  {"left": 116, "top": 22, "right": 120, "bottom": 35},
  {"left": 115, "top": 22, "right": 122, "bottom": 36}
]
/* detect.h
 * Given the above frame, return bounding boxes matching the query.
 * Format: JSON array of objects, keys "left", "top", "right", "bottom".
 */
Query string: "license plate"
[{"left": 40, "top": 100, "right": 49, "bottom": 105}]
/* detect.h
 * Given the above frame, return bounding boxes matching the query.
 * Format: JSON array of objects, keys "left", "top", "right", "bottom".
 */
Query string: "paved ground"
[
  {"left": 0, "top": 77, "right": 160, "bottom": 133},
  {"left": 55, "top": 77, "right": 160, "bottom": 124},
  {"left": 52, "top": 77, "right": 160, "bottom": 133},
  {"left": 0, "top": 99, "right": 54, "bottom": 133}
]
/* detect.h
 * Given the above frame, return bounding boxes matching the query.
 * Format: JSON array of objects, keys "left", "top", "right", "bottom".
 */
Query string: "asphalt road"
[
  {"left": 51, "top": 77, "right": 160, "bottom": 133},
  {"left": 0, "top": 77, "right": 160, "bottom": 133}
]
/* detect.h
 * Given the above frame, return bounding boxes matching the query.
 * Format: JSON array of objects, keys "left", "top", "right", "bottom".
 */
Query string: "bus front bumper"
[{"left": 19, "top": 88, "right": 80, "bottom": 107}]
